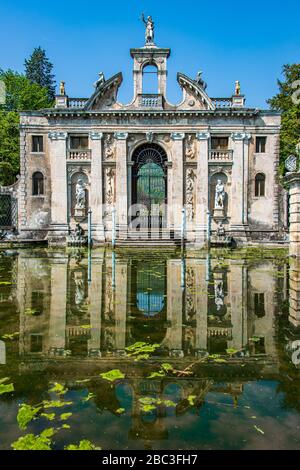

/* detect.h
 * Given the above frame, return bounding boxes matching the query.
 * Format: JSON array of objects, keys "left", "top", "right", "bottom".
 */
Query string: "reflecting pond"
[{"left": 0, "top": 248, "right": 300, "bottom": 450}]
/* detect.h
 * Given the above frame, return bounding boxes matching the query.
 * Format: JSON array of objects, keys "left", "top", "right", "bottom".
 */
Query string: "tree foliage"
[
  {"left": 24, "top": 47, "right": 56, "bottom": 102},
  {"left": 0, "top": 69, "right": 53, "bottom": 185},
  {"left": 268, "top": 63, "right": 300, "bottom": 174}
]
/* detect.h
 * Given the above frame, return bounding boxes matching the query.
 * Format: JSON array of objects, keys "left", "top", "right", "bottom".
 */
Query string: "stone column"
[
  {"left": 89, "top": 132, "right": 105, "bottom": 243},
  {"left": 88, "top": 261, "right": 103, "bottom": 355},
  {"left": 166, "top": 260, "right": 183, "bottom": 356},
  {"left": 289, "top": 258, "right": 300, "bottom": 327},
  {"left": 48, "top": 132, "right": 69, "bottom": 241},
  {"left": 195, "top": 132, "right": 210, "bottom": 247},
  {"left": 170, "top": 133, "right": 185, "bottom": 235},
  {"left": 49, "top": 261, "right": 67, "bottom": 353},
  {"left": 285, "top": 172, "right": 300, "bottom": 257},
  {"left": 228, "top": 262, "right": 247, "bottom": 350},
  {"left": 114, "top": 261, "right": 127, "bottom": 353},
  {"left": 115, "top": 132, "right": 129, "bottom": 239},
  {"left": 195, "top": 261, "right": 208, "bottom": 352},
  {"left": 230, "top": 132, "right": 251, "bottom": 239}
]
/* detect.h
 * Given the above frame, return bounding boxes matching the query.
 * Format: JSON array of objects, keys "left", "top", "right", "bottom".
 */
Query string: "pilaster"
[
  {"left": 115, "top": 132, "right": 129, "bottom": 240},
  {"left": 48, "top": 131, "right": 69, "bottom": 243},
  {"left": 170, "top": 132, "right": 185, "bottom": 235},
  {"left": 195, "top": 131, "right": 210, "bottom": 248},
  {"left": 230, "top": 132, "right": 251, "bottom": 239},
  {"left": 89, "top": 132, "right": 105, "bottom": 243}
]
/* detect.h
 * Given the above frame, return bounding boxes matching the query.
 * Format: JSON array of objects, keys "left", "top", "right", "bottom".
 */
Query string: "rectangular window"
[
  {"left": 69, "top": 135, "right": 89, "bottom": 150},
  {"left": 211, "top": 137, "right": 229, "bottom": 150},
  {"left": 256, "top": 136, "right": 267, "bottom": 153},
  {"left": 254, "top": 292, "right": 265, "bottom": 317},
  {"left": 30, "top": 335, "right": 43, "bottom": 353},
  {"left": 32, "top": 136, "right": 44, "bottom": 153}
]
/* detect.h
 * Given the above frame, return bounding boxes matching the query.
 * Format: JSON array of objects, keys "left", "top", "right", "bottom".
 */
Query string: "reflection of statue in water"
[
  {"left": 75, "top": 179, "right": 86, "bottom": 209},
  {"left": 74, "top": 271, "right": 85, "bottom": 306},
  {"left": 215, "top": 180, "right": 225, "bottom": 209},
  {"left": 141, "top": 13, "right": 155, "bottom": 45},
  {"left": 215, "top": 280, "right": 224, "bottom": 311}
]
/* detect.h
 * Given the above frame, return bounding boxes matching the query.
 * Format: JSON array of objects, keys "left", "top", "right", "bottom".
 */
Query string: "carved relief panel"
[
  {"left": 103, "top": 134, "right": 116, "bottom": 161},
  {"left": 185, "top": 134, "right": 196, "bottom": 162},
  {"left": 185, "top": 168, "right": 196, "bottom": 222}
]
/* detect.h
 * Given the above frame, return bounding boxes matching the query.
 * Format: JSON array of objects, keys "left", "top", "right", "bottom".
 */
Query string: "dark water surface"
[{"left": 0, "top": 247, "right": 300, "bottom": 450}]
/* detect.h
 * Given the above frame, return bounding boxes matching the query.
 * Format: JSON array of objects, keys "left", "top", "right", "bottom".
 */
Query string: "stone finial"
[
  {"left": 60, "top": 81, "right": 66, "bottom": 96},
  {"left": 235, "top": 80, "right": 241, "bottom": 96}
]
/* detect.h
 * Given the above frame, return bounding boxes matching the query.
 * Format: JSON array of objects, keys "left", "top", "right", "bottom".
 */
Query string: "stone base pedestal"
[
  {"left": 285, "top": 172, "right": 300, "bottom": 258},
  {"left": 47, "top": 224, "right": 69, "bottom": 246},
  {"left": 92, "top": 224, "right": 105, "bottom": 244},
  {"left": 74, "top": 207, "right": 86, "bottom": 220},
  {"left": 213, "top": 208, "right": 225, "bottom": 220},
  {"left": 229, "top": 224, "right": 250, "bottom": 244},
  {"left": 194, "top": 224, "right": 208, "bottom": 249}
]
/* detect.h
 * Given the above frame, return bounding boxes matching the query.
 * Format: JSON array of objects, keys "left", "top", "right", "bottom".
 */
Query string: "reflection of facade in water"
[
  {"left": 6, "top": 251, "right": 288, "bottom": 359},
  {"left": 4, "top": 251, "right": 300, "bottom": 446}
]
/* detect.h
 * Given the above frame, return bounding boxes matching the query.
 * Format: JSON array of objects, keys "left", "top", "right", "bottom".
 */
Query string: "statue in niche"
[
  {"left": 75, "top": 178, "right": 86, "bottom": 210},
  {"left": 141, "top": 14, "right": 155, "bottom": 45},
  {"left": 215, "top": 179, "right": 225, "bottom": 209}
]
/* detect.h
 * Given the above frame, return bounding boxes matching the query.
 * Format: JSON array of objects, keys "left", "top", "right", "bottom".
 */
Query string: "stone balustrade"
[
  {"left": 209, "top": 149, "right": 233, "bottom": 161},
  {"left": 68, "top": 98, "right": 88, "bottom": 108},
  {"left": 67, "top": 149, "right": 92, "bottom": 161},
  {"left": 212, "top": 97, "right": 233, "bottom": 108},
  {"left": 139, "top": 94, "right": 163, "bottom": 108}
]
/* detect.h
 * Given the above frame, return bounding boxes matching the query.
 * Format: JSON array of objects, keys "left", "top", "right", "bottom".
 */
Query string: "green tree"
[
  {"left": 25, "top": 47, "right": 56, "bottom": 101},
  {"left": 0, "top": 70, "right": 53, "bottom": 185},
  {"left": 0, "top": 69, "right": 52, "bottom": 112},
  {"left": 268, "top": 64, "right": 300, "bottom": 174}
]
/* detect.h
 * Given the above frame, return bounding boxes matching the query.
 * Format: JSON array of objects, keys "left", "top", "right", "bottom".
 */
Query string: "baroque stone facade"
[{"left": 16, "top": 30, "right": 284, "bottom": 246}]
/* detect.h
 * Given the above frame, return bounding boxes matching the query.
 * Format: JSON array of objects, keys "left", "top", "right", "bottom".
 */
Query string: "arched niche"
[
  {"left": 210, "top": 172, "right": 228, "bottom": 216},
  {"left": 69, "top": 171, "right": 89, "bottom": 221}
]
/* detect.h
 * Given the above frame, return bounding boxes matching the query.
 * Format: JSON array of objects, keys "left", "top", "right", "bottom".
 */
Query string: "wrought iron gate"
[
  {"left": 0, "top": 193, "right": 18, "bottom": 229},
  {"left": 131, "top": 144, "right": 167, "bottom": 230}
]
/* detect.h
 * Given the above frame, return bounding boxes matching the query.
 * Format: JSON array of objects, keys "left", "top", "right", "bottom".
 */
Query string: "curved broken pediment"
[
  {"left": 177, "top": 72, "right": 215, "bottom": 111},
  {"left": 84, "top": 73, "right": 123, "bottom": 111}
]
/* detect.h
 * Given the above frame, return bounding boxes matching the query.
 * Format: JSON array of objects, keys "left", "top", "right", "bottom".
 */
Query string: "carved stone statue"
[
  {"left": 216, "top": 221, "right": 225, "bottom": 238},
  {"left": 60, "top": 81, "right": 66, "bottom": 95},
  {"left": 215, "top": 180, "right": 225, "bottom": 209},
  {"left": 94, "top": 72, "right": 105, "bottom": 89},
  {"left": 75, "top": 178, "right": 86, "bottom": 209},
  {"left": 66, "top": 223, "right": 87, "bottom": 247},
  {"left": 235, "top": 80, "right": 241, "bottom": 95},
  {"left": 141, "top": 14, "right": 155, "bottom": 45}
]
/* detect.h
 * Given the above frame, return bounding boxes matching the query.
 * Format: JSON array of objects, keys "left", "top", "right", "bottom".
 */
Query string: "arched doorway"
[{"left": 131, "top": 143, "right": 167, "bottom": 230}]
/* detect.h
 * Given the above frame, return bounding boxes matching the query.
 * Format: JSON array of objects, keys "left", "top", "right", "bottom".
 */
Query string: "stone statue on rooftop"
[
  {"left": 94, "top": 72, "right": 105, "bottom": 89},
  {"left": 141, "top": 13, "right": 155, "bottom": 45},
  {"left": 235, "top": 80, "right": 241, "bottom": 95},
  {"left": 60, "top": 81, "right": 66, "bottom": 95}
]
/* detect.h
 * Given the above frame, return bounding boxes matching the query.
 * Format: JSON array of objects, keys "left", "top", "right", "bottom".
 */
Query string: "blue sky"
[{"left": 0, "top": 0, "right": 299, "bottom": 108}]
